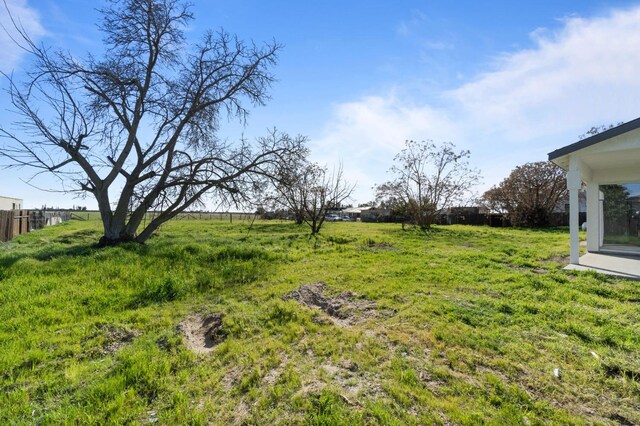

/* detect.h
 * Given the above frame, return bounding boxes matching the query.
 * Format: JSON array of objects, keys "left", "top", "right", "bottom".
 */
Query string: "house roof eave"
[{"left": 548, "top": 117, "right": 640, "bottom": 161}]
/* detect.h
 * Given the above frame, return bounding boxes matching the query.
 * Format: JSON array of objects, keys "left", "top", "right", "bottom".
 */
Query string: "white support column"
[
  {"left": 599, "top": 190, "right": 605, "bottom": 248},
  {"left": 586, "top": 182, "right": 600, "bottom": 253},
  {"left": 568, "top": 157, "right": 582, "bottom": 264}
]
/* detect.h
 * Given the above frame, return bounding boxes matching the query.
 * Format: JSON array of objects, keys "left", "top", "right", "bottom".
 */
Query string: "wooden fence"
[
  {"left": 173, "top": 212, "right": 258, "bottom": 222},
  {"left": 27, "top": 210, "right": 257, "bottom": 222},
  {"left": 0, "top": 210, "right": 27, "bottom": 242},
  {"left": 69, "top": 211, "right": 259, "bottom": 222},
  {"left": 0, "top": 210, "right": 72, "bottom": 242}
]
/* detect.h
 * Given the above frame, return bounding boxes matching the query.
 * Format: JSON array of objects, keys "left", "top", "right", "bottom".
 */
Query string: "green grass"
[{"left": 1, "top": 219, "right": 638, "bottom": 424}]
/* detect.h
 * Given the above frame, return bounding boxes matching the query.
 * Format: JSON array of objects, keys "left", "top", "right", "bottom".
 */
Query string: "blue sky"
[{"left": 2, "top": 0, "right": 640, "bottom": 209}]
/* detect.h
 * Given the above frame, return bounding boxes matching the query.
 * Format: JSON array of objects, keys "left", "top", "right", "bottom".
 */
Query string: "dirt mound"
[
  {"left": 283, "top": 282, "right": 389, "bottom": 326},
  {"left": 177, "top": 313, "right": 227, "bottom": 354}
]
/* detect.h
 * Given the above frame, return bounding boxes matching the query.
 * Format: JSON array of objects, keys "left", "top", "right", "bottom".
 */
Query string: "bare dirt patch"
[
  {"left": 294, "top": 360, "right": 384, "bottom": 405},
  {"left": 549, "top": 255, "right": 570, "bottom": 265},
  {"left": 505, "top": 263, "right": 548, "bottom": 274},
  {"left": 294, "top": 380, "right": 327, "bottom": 398},
  {"left": 366, "top": 242, "right": 397, "bottom": 251},
  {"left": 261, "top": 354, "right": 289, "bottom": 386},
  {"left": 83, "top": 323, "right": 142, "bottom": 357},
  {"left": 283, "top": 282, "right": 391, "bottom": 326},
  {"left": 419, "top": 370, "right": 446, "bottom": 395},
  {"left": 230, "top": 401, "right": 250, "bottom": 425},
  {"left": 177, "top": 313, "right": 227, "bottom": 354},
  {"left": 221, "top": 366, "right": 242, "bottom": 389},
  {"left": 505, "top": 263, "right": 527, "bottom": 272}
]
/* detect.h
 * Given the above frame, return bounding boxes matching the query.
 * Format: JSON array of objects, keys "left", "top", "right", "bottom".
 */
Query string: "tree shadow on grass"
[
  {"left": 127, "top": 252, "right": 277, "bottom": 308},
  {"left": 0, "top": 253, "right": 21, "bottom": 274},
  {"left": 242, "top": 221, "right": 305, "bottom": 235},
  {"left": 0, "top": 242, "right": 99, "bottom": 271},
  {"left": 0, "top": 228, "right": 103, "bottom": 265},
  {"left": 383, "top": 224, "right": 447, "bottom": 239},
  {"left": 33, "top": 244, "right": 99, "bottom": 261}
]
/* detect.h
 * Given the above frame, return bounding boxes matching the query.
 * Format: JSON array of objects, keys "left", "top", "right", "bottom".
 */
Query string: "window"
[{"left": 601, "top": 183, "right": 640, "bottom": 248}]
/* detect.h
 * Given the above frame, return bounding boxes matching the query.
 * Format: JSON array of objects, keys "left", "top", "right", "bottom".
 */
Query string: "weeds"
[{"left": 0, "top": 219, "right": 638, "bottom": 424}]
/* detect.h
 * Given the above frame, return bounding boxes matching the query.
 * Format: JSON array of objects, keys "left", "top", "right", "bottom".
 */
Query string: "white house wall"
[{"left": 0, "top": 197, "right": 23, "bottom": 210}]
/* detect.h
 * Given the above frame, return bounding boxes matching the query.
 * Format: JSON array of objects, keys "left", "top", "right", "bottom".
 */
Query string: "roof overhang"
[
  {"left": 548, "top": 118, "right": 640, "bottom": 184},
  {"left": 548, "top": 117, "right": 640, "bottom": 163}
]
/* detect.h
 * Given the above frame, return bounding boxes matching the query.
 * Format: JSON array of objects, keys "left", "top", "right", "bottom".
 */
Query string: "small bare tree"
[
  {"left": 270, "top": 162, "right": 354, "bottom": 234},
  {"left": 262, "top": 145, "right": 310, "bottom": 225},
  {"left": 0, "top": 0, "right": 305, "bottom": 245},
  {"left": 375, "top": 140, "right": 480, "bottom": 230}
]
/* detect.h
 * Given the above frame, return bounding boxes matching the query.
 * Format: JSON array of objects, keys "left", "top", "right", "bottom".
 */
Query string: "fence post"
[
  {"left": 11, "top": 210, "right": 20, "bottom": 239},
  {"left": 0, "top": 211, "right": 9, "bottom": 242}
]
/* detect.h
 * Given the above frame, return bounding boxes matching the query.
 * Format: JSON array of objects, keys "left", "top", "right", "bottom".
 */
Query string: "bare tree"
[
  {"left": 262, "top": 145, "right": 310, "bottom": 225},
  {"left": 482, "top": 161, "right": 567, "bottom": 227},
  {"left": 302, "top": 163, "right": 354, "bottom": 235},
  {"left": 375, "top": 140, "right": 480, "bottom": 230},
  {"left": 0, "top": 0, "right": 305, "bottom": 245},
  {"left": 271, "top": 162, "right": 354, "bottom": 234}
]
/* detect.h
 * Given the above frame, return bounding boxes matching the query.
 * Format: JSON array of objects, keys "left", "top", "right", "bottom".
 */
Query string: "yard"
[{"left": 0, "top": 219, "right": 638, "bottom": 424}]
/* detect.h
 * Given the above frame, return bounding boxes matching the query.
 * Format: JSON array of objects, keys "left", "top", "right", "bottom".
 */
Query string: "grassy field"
[{"left": 0, "top": 219, "right": 638, "bottom": 425}]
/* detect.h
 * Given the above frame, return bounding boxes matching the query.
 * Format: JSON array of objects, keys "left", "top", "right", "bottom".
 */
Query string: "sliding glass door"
[{"left": 600, "top": 183, "right": 640, "bottom": 249}]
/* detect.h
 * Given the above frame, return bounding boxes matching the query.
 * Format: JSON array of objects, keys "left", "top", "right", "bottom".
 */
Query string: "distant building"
[
  {"left": 0, "top": 196, "right": 23, "bottom": 210},
  {"left": 342, "top": 206, "right": 374, "bottom": 221},
  {"left": 361, "top": 208, "right": 393, "bottom": 222}
]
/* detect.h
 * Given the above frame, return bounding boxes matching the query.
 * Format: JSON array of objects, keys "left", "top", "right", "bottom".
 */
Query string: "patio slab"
[{"left": 565, "top": 252, "right": 640, "bottom": 280}]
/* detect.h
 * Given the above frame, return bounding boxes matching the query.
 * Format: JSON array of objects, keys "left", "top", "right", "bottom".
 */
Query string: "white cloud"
[
  {"left": 0, "top": 0, "right": 45, "bottom": 73},
  {"left": 310, "top": 94, "right": 461, "bottom": 204},
  {"left": 313, "top": 6, "right": 640, "bottom": 204},
  {"left": 449, "top": 7, "right": 640, "bottom": 141}
]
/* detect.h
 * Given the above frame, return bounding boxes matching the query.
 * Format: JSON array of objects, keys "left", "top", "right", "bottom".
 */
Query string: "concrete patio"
[{"left": 565, "top": 252, "right": 640, "bottom": 280}]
